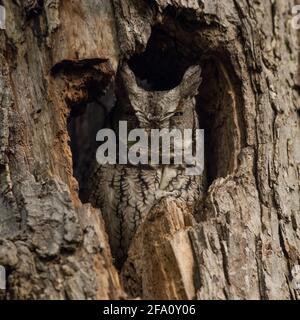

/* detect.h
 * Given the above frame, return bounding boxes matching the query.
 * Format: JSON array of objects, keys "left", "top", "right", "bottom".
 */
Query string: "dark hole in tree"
[
  {"left": 128, "top": 27, "right": 240, "bottom": 188},
  {"left": 67, "top": 82, "right": 116, "bottom": 202},
  {"left": 128, "top": 27, "right": 191, "bottom": 91},
  {"left": 196, "top": 58, "right": 241, "bottom": 186}
]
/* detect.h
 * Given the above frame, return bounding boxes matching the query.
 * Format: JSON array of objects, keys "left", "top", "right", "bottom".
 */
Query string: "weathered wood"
[
  {"left": 0, "top": 0, "right": 122, "bottom": 299},
  {"left": 0, "top": 0, "right": 299, "bottom": 300}
]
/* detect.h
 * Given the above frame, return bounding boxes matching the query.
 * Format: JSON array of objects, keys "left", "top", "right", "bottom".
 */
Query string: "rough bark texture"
[{"left": 0, "top": 0, "right": 300, "bottom": 300}]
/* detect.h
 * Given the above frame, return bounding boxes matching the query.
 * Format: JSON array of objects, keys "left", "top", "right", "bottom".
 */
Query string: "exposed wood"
[{"left": 0, "top": 0, "right": 299, "bottom": 300}]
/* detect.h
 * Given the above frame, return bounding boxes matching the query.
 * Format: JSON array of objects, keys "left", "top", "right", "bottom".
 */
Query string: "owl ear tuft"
[
  {"left": 117, "top": 63, "right": 147, "bottom": 114},
  {"left": 180, "top": 65, "right": 202, "bottom": 98}
]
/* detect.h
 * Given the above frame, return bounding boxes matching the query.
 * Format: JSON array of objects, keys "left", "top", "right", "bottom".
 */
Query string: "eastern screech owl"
[{"left": 89, "top": 63, "right": 203, "bottom": 268}]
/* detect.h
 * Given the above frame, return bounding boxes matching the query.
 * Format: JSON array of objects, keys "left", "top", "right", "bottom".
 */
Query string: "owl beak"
[{"left": 147, "top": 115, "right": 161, "bottom": 129}]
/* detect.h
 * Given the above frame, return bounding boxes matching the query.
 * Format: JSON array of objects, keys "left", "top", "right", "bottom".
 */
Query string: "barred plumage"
[{"left": 89, "top": 63, "right": 204, "bottom": 268}]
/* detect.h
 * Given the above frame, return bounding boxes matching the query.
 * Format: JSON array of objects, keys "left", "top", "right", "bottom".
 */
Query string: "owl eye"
[{"left": 174, "top": 111, "right": 184, "bottom": 117}]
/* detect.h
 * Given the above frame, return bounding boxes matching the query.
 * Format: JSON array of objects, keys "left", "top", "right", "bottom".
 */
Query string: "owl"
[{"left": 88, "top": 63, "right": 203, "bottom": 269}]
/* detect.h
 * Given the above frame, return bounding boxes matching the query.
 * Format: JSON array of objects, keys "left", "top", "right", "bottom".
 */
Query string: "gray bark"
[{"left": 0, "top": 0, "right": 299, "bottom": 300}]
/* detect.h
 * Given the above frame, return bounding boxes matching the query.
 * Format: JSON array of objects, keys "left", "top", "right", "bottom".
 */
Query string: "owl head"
[{"left": 115, "top": 63, "right": 202, "bottom": 132}]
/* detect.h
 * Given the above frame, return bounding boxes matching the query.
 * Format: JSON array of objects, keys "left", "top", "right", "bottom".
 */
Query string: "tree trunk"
[{"left": 0, "top": 0, "right": 299, "bottom": 300}]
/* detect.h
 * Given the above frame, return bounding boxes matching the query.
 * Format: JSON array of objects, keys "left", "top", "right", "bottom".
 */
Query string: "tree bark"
[{"left": 0, "top": 0, "right": 300, "bottom": 300}]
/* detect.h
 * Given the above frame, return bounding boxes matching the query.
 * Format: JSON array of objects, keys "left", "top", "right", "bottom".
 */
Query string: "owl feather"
[{"left": 88, "top": 63, "right": 203, "bottom": 268}]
